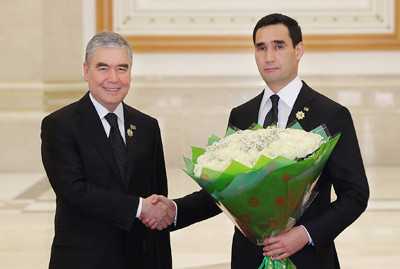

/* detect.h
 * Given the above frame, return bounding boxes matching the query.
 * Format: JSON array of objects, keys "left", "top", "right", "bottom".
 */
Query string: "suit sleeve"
[
  {"left": 41, "top": 114, "right": 139, "bottom": 232},
  {"left": 302, "top": 106, "right": 369, "bottom": 251},
  {"left": 173, "top": 190, "right": 221, "bottom": 230}
]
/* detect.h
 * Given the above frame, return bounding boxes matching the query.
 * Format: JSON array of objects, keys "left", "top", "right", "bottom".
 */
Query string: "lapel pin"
[
  {"left": 127, "top": 129, "right": 133, "bottom": 137},
  {"left": 126, "top": 124, "right": 136, "bottom": 137},
  {"left": 304, "top": 107, "right": 309, "bottom": 111},
  {"left": 296, "top": 111, "right": 306, "bottom": 120}
]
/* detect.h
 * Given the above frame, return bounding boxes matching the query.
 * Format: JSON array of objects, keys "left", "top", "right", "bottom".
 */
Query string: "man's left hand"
[{"left": 263, "top": 226, "right": 309, "bottom": 260}]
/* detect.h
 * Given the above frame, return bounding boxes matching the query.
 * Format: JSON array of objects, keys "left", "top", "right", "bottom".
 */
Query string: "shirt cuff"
[
  {"left": 135, "top": 197, "right": 142, "bottom": 218},
  {"left": 172, "top": 200, "right": 178, "bottom": 226},
  {"left": 300, "top": 225, "right": 314, "bottom": 246}
]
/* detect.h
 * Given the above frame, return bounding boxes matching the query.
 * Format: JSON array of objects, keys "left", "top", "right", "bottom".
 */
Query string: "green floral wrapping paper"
[{"left": 183, "top": 122, "right": 340, "bottom": 269}]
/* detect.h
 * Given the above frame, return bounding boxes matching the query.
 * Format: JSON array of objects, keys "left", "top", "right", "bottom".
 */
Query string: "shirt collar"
[
  {"left": 89, "top": 93, "right": 124, "bottom": 122},
  {"left": 260, "top": 76, "right": 303, "bottom": 109}
]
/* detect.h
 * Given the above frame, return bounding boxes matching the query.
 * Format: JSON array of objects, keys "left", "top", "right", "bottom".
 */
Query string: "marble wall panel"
[
  {"left": 125, "top": 75, "right": 400, "bottom": 168},
  {"left": 0, "top": 113, "right": 45, "bottom": 173},
  {"left": 0, "top": 1, "right": 43, "bottom": 81},
  {"left": 42, "top": 0, "right": 83, "bottom": 82},
  {"left": 0, "top": 0, "right": 83, "bottom": 82},
  {"left": 1, "top": 74, "right": 398, "bottom": 172}
]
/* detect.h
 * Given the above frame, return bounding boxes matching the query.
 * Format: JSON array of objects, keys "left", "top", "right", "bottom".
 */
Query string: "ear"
[
  {"left": 295, "top": 42, "right": 304, "bottom": 61},
  {"left": 83, "top": 62, "right": 89, "bottom": 82}
]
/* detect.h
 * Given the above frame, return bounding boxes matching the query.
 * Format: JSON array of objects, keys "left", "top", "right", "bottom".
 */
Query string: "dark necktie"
[
  {"left": 105, "top": 113, "right": 128, "bottom": 184},
  {"left": 263, "top": 94, "right": 280, "bottom": 127}
]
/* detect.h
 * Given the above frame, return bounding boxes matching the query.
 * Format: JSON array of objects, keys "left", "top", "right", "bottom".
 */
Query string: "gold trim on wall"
[{"left": 96, "top": 0, "right": 400, "bottom": 52}]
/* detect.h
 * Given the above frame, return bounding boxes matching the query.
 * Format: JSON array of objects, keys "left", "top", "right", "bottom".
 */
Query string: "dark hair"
[
  {"left": 252, "top": 13, "right": 302, "bottom": 47},
  {"left": 85, "top": 31, "right": 132, "bottom": 67}
]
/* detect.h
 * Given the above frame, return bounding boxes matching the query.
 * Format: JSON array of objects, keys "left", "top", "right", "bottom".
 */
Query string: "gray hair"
[{"left": 85, "top": 31, "right": 133, "bottom": 67}]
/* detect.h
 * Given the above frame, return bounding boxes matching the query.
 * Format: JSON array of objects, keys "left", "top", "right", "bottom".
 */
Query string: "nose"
[
  {"left": 265, "top": 49, "right": 275, "bottom": 62},
  {"left": 107, "top": 69, "right": 118, "bottom": 82}
]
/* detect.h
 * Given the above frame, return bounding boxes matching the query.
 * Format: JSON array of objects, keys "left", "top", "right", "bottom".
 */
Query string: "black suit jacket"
[
  {"left": 175, "top": 82, "right": 369, "bottom": 269},
  {"left": 41, "top": 92, "right": 172, "bottom": 269}
]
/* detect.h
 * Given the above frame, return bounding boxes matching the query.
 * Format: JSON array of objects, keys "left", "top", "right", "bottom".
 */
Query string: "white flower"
[{"left": 194, "top": 126, "right": 323, "bottom": 177}]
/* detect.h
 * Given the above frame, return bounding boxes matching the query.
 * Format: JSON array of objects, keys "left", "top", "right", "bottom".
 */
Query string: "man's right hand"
[{"left": 140, "top": 195, "right": 176, "bottom": 230}]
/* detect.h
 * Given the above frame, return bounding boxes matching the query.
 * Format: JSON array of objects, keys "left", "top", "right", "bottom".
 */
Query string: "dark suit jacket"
[
  {"left": 41, "top": 92, "right": 172, "bottom": 269},
  {"left": 175, "top": 82, "right": 369, "bottom": 269}
]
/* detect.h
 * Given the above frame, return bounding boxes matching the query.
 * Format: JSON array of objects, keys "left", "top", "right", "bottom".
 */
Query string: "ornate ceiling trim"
[{"left": 96, "top": 0, "right": 400, "bottom": 52}]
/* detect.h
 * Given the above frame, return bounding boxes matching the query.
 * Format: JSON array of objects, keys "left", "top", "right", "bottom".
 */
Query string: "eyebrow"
[
  {"left": 95, "top": 62, "right": 129, "bottom": 68},
  {"left": 118, "top": 64, "right": 129, "bottom": 69},
  {"left": 255, "top": 40, "right": 286, "bottom": 47},
  {"left": 96, "top": 62, "right": 108, "bottom": 68}
]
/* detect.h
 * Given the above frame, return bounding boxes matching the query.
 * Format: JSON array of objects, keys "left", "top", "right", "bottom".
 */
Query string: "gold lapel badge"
[
  {"left": 296, "top": 111, "right": 306, "bottom": 120},
  {"left": 126, "top": 124, "right": 136, "bottom": 137}
]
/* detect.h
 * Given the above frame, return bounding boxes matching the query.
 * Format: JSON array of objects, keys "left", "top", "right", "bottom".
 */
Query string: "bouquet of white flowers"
[
  {"left": 184, "top": 122, "right": 340, "bottom": 269},
  {"left": 194, "top": 126, "right": 324, "bottom": 177}
]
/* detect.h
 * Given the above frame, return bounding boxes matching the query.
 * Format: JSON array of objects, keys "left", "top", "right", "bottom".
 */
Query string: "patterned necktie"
[
  {"left": 105, "top": 113, "right": 127, "bottom": 185},
  {"left": 263, "top": 94, "right": 280, "bottom": 127}
]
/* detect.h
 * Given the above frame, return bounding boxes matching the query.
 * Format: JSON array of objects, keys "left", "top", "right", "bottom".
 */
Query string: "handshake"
[{"left": 140, "top": 195, "right": 176, "bottom": 230}]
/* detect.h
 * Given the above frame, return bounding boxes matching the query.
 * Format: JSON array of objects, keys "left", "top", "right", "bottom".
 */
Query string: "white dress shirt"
[
  {"left": 258, "top": 76, "right": 303, "bottom": 128},
  {"left": 89, "top": 94, "right": 126, "bottom": 143},
  {"left": 89, "top": 93, "right": 143, "bottom": 218}
]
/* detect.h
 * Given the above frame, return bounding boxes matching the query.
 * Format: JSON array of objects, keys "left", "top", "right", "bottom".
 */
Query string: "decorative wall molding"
[
  {"left": 0, "top": 83, "right": 44, "bottom": 112},
  {"left": 124, "top": 74, "right": 400, "bottom": 166},
  {"left": 0, "top": 82, "right": 86, "bottom": 112},
  {"left": 97, "top": 0, "right": 400, "bottom": 52},
  {"left": 42, "top": 83, "right": 87, "bottom": 112}
]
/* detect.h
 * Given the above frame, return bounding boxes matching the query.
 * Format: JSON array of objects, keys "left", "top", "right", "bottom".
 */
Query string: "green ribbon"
[{"left": 258, "top": 256, "right": 297, "bottom": 269}]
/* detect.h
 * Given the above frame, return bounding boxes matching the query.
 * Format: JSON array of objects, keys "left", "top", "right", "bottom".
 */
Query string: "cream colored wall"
[
  {"left": 0, "top": 0, "right": 83, "bottom": 172},
  {"left": 0, "top": 0, "right": 83, "bottom": 82},
  {"left": 130, "top": 51, "right": 400, "bottom": 77},
  {"left": 128, "top": 50, "right": 400, "bottom": 168},
  {"left": 0, "top": 1, "right": 43, "bottom": 82},
  {"left": 1, "top": 0, "right": 399, "bottom": 173}
]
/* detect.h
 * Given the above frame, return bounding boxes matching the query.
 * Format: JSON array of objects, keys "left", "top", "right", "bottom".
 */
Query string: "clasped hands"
[
  {"left": 140, "top": 196, "right": 309, "bottom": 259},
  {"left": 139, "top": 195, "right": 176, "bottom": 230}
]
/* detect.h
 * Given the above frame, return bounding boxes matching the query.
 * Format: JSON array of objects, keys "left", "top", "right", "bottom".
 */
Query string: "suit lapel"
[
  {"left": 230, "top": 91, "right": 264, "bottom": 130},
  {"left": 287, "top": 82, "right": 316, "bottom": 130},
  {"left": 123, "top": 104, "right": 138, "bottom": 188},
  {"left": 75, "top": 93, "right": 124, "bottom": 186},
  {"left": 248, "top": 91, "right": 264, "bottom": 127}
]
